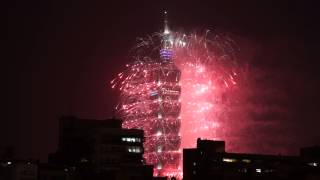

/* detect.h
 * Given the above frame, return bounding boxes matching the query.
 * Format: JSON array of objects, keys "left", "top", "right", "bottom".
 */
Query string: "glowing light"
[
  {"left": 242, "top": 159, "right": 251, "bottom": 163},
  {"left": 223, "top": 158, "right": 237, "bottom": 163},
  {"left": 156, "top": 131, "right": 162, "bottom": 136},
  {"left": 308, "top": 162, "right": 318, "bottom": 167}
]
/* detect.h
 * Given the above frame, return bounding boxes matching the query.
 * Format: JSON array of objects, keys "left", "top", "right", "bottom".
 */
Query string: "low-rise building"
[
  {"left": 183, "top": 138, "right": 320, "bottom": 180},
  {"left": 47, "top": 116, "right": 153, "bottom": 180},
  {"left": 0, "top": 160, "right": 38, "bottom": 180}
]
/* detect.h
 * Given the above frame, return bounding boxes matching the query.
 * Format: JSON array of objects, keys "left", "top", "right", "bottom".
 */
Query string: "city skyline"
[{"left": 4, "top": 0, "right": 318, "bottom": 165}]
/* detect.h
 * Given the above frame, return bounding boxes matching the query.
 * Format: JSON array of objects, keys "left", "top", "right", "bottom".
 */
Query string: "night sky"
[{"left": 5, "top": 0, "right": 319, "bottom": 161}]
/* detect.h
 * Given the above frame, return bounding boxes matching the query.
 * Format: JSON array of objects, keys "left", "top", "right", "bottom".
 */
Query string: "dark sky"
[{"left": 4, "top": 0, "right": 319, "bottom": 161}]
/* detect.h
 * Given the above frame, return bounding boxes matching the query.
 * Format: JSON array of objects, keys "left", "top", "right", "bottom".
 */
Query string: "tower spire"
[
  {"left": 160, "top": 11, "right": 173, "bottom": 61},
  {"left": 164, "top": 11, "right": 170, "bottom": 34}
]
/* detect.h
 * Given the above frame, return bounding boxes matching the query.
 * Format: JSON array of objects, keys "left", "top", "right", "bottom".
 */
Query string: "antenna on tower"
[
  {"left": 160, "top": 10, "right": 173, "bottom": 61},
  {"left": 163, "top": 10, "right": 170, "bottom": 34}
]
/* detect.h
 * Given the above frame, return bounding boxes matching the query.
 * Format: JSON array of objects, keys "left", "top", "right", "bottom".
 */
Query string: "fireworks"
[
  {"left": 111, "top": 13, "right": 239, "bottom": 179},
  {"left": 173, "top": 31, "right": 239, "bottom": 150},
  {"left": 112, "top": 16, "right": 182, "bottom": 177}
]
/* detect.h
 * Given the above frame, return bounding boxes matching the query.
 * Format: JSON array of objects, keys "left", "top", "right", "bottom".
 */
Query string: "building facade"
[
  {"left": 183, "top": 139, "right": 320, "bottom": 180},
  {"left": 0, "top": 160, "right": 38, "bottom": 180},
  {"left": 47, "top": 116, "right": 153, "bottom": 180}
]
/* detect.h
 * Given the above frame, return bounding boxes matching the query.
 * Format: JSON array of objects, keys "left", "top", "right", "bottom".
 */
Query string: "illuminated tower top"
[
  {"left": 160, "top": 11, "right": 173, "bottom": 61},
  {"left": 163, "top": 11, "right": 170, "bottom": 35}
]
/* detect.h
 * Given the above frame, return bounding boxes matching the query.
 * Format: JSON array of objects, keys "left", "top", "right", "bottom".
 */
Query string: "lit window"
[
  {"left": 256, "top": 169, "right": 262, "bottom": 173},
  {"left": 128, "top": 146, "right": 142, "bottom": 153},
  {"left": 223, "top": 158, "right": 237, "bottom": 163},
  {"left": 193, "top": 162, "right": 196, "bottom": 166},
  {"left": 122, "top": 137, "right": 141, "bottom": 143},
  {"left": 133, "top": 147, "right": 140, "bottom": 153},
  {"left": 242, "top": 159, "right": 251, "bottom": 163},
  {"left": 136, "top": 147, "right": 141, "bottom": 153},
  {"left": 308, "top": 162, "right": 318, "bottom": 167}
]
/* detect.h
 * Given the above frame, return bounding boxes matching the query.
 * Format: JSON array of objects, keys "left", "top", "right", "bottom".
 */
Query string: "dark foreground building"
[
  {"left": 183, "top": 138, "right": 320, "bottom": 180},
  {"left": 0, "top": 160, "right": 38, "bottom": 180},
  {"left": 45, "top": 116, "right": 153, "bottom": 180}
]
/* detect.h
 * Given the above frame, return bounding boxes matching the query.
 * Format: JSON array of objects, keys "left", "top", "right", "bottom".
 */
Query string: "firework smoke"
[{"left": 172, "top": 31, "right": 239, "bottom": 149}]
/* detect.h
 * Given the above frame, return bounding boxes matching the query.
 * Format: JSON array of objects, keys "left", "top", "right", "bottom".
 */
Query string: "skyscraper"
[{"left": 120, "top": 12, "right": 182, "bottom": 177}]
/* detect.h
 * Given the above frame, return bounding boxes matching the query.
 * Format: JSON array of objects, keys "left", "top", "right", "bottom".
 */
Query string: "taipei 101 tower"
[
  {"left": 120, "top": 12, "right": 182, "bottom": 178},
  {"left": 148, "top": 12, "right": 182, "bottom": 177}
]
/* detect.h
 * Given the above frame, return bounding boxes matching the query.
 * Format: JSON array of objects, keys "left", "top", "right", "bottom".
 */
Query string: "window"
[
  {"left": 223, "top": 158, "right": 237, "bottom": 163},
  {"left": 242, "top": 159, "right": 251, "bottom": 163},
  {"left": 308, "top": 162, "right": 318, "bottom": 167},
  {"left": 127, "top": 146, "right": 142, "bottom": 153},
  {"left": 122, "top": 137, "right": 141, "bottom": 143}
]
